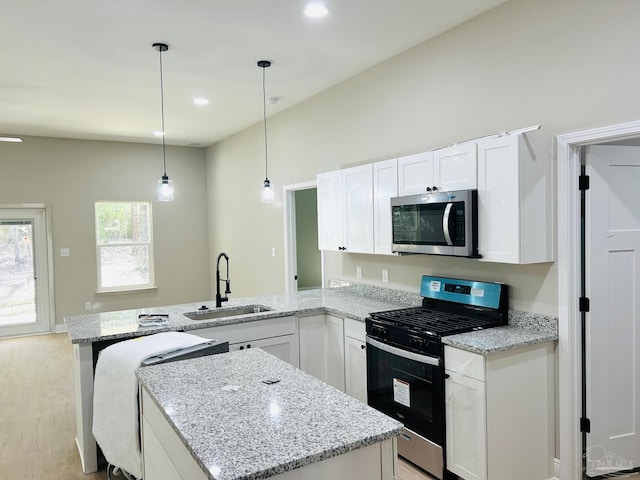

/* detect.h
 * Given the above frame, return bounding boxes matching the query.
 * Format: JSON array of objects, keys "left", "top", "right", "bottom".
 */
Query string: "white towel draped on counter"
[{"left": 92, "top": 332, "right": 208, "bottom": 479}]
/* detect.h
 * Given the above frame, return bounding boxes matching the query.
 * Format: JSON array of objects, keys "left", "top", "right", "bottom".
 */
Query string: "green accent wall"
[{"left": 295, "top": 189, "right": 321, "bottom": 290}]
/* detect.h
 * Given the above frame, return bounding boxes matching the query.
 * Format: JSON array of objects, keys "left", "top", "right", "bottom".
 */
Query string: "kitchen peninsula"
[{"left": 137, "top": 347, "right": 402, "bottom": 479}]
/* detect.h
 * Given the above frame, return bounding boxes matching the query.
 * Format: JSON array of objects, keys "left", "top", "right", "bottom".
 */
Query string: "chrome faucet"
[{"left": 215, "top": 252, "right": 231, "bottom": 308}]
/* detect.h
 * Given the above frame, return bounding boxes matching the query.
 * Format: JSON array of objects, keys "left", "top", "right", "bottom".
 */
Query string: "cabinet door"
[
  {"left": 344, "top": 335, "right": 367, "bottom": 403},
  {"left": 397, "top": 151, "right": 434, "bottom": 196},
  {"left": 445, "top": 370, "right": 487, "bottom": 480},
  {"left": 326, "top": 315, "right": 345, "bottom": 391},
  {"left": 477, "top": 135, "right": 520, "bottom": 263},
  {"left": 317, "top": 170, "right": 344, "bottom": 251},
  {"left": 373, "top": 158, "right": 398, "bottom": 255},
  {"left": 343, "top": 164, "right": 374, "bottom": 253},
  {"left": 433, "top": 142, "right": 477, "bottom": 191},
  {"left": 299, "top": 314, "right": 345, "bottom": 391},
  {"left": 299, "top": 315, "right": 328, "bottom": 381},
  {"left": 231, "top": 335, "right": 299, "bottom": 367}
]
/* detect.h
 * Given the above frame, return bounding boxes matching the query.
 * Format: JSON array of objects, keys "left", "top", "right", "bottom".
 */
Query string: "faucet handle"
[{"left": 225, "top": 279, "right": 231, "bottom": 294}]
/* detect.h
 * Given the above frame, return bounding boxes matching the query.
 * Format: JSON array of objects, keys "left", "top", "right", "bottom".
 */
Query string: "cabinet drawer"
[
  {"left": 194, "top": 316, "right": 296, "bottom": 344},
  {"left": 344, "top": 317, "right": 365, "bottom": 342},
  {"left": 445, "top": 346, "right": 485, "bottom": 381}
]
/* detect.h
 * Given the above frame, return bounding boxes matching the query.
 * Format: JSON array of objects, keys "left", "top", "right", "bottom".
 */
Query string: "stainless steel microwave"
[{"left": 391, "top": 189, "right": 478, "bottom": 257}]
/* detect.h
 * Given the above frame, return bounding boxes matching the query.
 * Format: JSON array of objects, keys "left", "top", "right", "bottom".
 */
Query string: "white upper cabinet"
[
  {"left": 344, "top": 164, "right": 374, "bottom": 253},
  {"left": 398, "top": 145, "right": 477, "bottom": 195},
  {"left": 317, "top": 165, "right": 373, "bottom": 253},
  {"left": 477, "top": 134, "right": 552, "bottom": 264},
  {"left": 317, "top": 169, "right": 345, "bottom": 251},
  {"left": 397, "top": 151, "right": 435, "bottom": 196},
  {"left": 433, "top": 142, "right": 478, "bottom": 191},
  {"left": 373, "top": 158, "right": 398, "bottom": 255}
]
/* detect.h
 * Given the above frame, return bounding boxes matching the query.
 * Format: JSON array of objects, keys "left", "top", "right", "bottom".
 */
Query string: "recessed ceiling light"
[
  {"left": 153, "top": 130, "right": 164, "bottom": 137},
  {"left": 304, "top": 2, "right": 329, "bottom": 18},
  {"left": 0, "top": 136, "right": 23, "bottom": 143},
  {"left": 193, "top": 97, "right": 210, "bottom": 106}
]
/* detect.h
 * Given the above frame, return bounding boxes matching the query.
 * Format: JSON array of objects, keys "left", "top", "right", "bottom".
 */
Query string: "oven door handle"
[{"left": 366, "top": 336, "right": 441, "bottom": 367}]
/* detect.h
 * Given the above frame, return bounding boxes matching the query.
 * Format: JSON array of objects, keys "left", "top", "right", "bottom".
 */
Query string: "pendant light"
[
  {"left": 153, "top": 42, "right": 174, "bottom": 202},
  {"left": 258, "top": 60, "right": 274, "bottom": 203}
]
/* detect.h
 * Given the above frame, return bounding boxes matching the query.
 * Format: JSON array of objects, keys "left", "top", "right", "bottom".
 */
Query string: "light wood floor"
[{"left": 0, "top": 333, "right": 430, "bottom": 480}]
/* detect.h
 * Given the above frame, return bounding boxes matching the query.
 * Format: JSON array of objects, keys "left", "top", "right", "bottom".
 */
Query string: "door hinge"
[
  {"left": 579, "top": 297, "right": 590, "bottom": 313},
  {"left": 580, "top": 417, "right": 591, "bottom": 433},
  {"left": 579, "top": 174, "right": 590, "bottom": 191}
]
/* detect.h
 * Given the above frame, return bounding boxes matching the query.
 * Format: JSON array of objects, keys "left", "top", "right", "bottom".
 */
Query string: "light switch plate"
[{"left": 60, "top": 248, "right": 70, "bottom": 257}]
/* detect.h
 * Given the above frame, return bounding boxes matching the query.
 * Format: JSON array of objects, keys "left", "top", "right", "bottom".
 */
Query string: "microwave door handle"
[{"left": 443, "top": 202, "right": 454, "bottom": 245}]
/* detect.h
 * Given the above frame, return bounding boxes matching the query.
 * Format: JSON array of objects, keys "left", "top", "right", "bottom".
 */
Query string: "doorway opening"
[
  {"left": 0, "top": 205, "right": 54, "bottom": 337},
  {"left": 557, "top": 120, "right": 640, "bottom": 480},
  {"left": 283, "top": 181, "right": 323, "bottom": 293}
]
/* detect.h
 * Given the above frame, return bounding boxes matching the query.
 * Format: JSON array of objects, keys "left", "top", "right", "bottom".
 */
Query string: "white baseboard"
[
  {"left": 548, "top": 457, "right": 560, "bottom": 480},
  {"left": 54, "top": 323, "right": 68, "bottom": 334}
]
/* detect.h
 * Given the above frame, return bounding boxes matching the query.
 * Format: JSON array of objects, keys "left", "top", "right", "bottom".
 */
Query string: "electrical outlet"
[
  {"left": 356, "top": 266, "right": 362, "bottom": 279},
  {"left": 382, "top": 269, "right": 389, "bottom": 283},
  {"left": 84, "top": 302, "right": 92, "bottom": 311}
]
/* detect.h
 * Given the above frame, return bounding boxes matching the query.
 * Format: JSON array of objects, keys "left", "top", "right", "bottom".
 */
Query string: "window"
[{"left": 95, "top": 202, "right": 154, "bottom": 292}]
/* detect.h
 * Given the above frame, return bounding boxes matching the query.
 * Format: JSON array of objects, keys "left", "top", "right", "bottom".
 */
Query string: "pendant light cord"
[
  {"left": 261, "top": 65, "right": 269, "bottom": 181},
  {"left": 159, "top": 47, "right": 167, "bottom": 177}
]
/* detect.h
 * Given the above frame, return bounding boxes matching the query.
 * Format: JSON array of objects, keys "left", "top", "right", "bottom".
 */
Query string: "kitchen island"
[{"left": 137, "top": 348, "right": 403, "bottom": 479}]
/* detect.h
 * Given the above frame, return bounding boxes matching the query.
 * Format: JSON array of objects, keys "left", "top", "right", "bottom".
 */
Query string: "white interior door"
[
  {"left": 0, "top": 207, "right": 52, "bottom": 337},
  {"left": 586, "top": 145, "right": 640, "bottom": 476}
]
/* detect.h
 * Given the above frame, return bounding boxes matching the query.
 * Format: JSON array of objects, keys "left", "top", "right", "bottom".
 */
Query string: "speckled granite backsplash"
[
  {"left": 328, "top": 279, "right": 422, "bottom": 306},
  {"left": 509, "top": 310, "right": 558, "bottom": 334},
  {"left": 329, "top": 279, "right": 558, "bottom": 335}
]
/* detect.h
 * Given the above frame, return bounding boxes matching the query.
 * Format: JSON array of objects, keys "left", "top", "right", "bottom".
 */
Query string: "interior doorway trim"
[
  {"left": 557, "top": 119, "right": 640, "bottom": 480},
  {"left": 282, "top": 180, "right": 320, "bottom": 294}
]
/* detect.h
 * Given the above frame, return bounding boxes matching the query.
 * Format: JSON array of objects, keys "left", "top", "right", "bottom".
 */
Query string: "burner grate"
[{"left": 369, "top": 307, "right": 499, "bottom": 337}]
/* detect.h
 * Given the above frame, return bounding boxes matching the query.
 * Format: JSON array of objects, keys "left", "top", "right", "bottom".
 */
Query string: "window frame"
[{"left": 94, "top": 201, "right": 156, "bottom": 293}]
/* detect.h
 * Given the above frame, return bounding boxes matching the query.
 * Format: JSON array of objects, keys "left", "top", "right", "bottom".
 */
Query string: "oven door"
[{"left": 366, "top": 335, "right": 444, "bottom": 446}]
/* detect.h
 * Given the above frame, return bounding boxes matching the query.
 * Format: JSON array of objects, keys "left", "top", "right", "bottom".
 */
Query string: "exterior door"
[
  {"left": 0, "top": 207, "right": 52, "bottom": 337},
  {"left": 585, "top": 145, "right": 640, "bottom": 476}
]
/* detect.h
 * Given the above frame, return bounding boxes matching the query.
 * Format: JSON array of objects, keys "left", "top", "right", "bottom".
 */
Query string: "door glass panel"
[{"left": 0, "top": 220, "right": 36, "bottom": 326}]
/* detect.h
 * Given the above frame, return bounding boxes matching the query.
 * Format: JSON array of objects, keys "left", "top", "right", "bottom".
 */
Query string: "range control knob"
[
  {"left": 371, "top": 326, "right": 388, "bottom": 338},
  {"left": 409, "top": 337, "right": 424, "bottom": 351}
]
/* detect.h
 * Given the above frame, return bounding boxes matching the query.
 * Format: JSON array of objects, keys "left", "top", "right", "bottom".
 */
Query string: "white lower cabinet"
[
  {"left": 299, "top": 315, "right": 368, "bottom": 403},
  {"left": 298, "top": 314, "right": 345, "bottom": 391},
  {"left": 344, "top": 318, "right": 367, "bottom": 403},
  {"left": 444, "top": 343, "right": 555, "bottom": 480},
  {"left": 195, "top": 316, "right": 299, "bottom": 368}
]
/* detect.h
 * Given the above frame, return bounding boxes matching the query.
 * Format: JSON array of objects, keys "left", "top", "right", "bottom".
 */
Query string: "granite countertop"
[
  {"left": 442, "top": 309, "right": 558, "bottom": 355},
  {"left": 64, "top": 285, "right": 558, "bottom": 355},
  {"left": 64, "top": 288, "right": 415, "bottom": 345},
  {"left": 137, "top": 348, "right": 403, "bottom": 480}
]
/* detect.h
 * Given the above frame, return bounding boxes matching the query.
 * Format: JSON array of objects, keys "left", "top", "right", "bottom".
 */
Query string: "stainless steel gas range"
[{"left": 365, "top": 275, "right": 508, "bottom": 480}]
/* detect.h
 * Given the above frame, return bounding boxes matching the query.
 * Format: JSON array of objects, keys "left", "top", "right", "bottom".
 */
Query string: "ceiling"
[{"left": 1, "top": 0, "right": 508, "bottom": 147}]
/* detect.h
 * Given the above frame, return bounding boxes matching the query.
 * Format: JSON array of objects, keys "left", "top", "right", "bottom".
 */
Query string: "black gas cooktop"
[{"left": 368, "top": 306, "right": 502, "bottom": 338}]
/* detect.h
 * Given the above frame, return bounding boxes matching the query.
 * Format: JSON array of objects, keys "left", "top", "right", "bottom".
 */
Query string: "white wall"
[
  {"left": 0, "top": 136, "right": 210, "bottom": 327},
  {"left": 206, "top": 0, "right": 640, "bottom": 315}
]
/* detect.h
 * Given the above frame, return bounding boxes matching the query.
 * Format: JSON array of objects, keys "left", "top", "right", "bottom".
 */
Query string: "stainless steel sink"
[{"left": 184, "top": 305, "right": 272, "bottom": 321}]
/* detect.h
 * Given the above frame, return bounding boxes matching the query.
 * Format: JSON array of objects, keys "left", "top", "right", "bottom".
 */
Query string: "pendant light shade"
[
  {"left": 154, "top": 42, "right": 174, "bottom": 202},
  {"left": 258, "top": 60, "right": 274, "bottom": 204}
]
